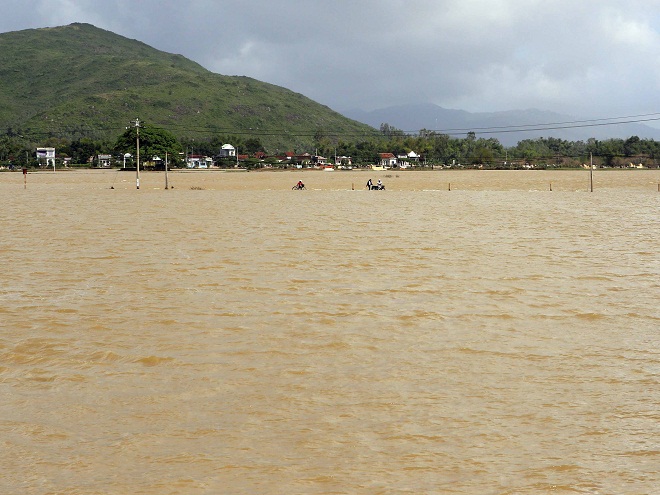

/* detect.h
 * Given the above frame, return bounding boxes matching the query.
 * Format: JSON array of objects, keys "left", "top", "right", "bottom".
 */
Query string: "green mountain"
[{"left": 0, "top": 23, "right": 376, "bottom": 150}]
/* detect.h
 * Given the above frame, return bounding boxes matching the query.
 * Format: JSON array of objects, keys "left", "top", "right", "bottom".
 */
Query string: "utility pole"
[
  {"left": 590, "top": 152, "right": 594, "bottom": 192},
  {"left": 132, "top": 118, "right": 141, "bottom": 189},
  {"left": 165, "top": 151, "right": 169, "bottom": 190}
]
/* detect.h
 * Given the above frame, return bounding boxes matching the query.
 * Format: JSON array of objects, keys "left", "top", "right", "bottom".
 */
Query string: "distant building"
[
  {"left": 36, "top": 147, "right": 56, "bottom": 168},
  {"left": 379, "top": 152, "right": 397, "bottom": 168},
  {"left": 186, "top": 154, "right": 213, "bottom": 168},
  {"left": 218, "top": 144, "right": 236, "bottom": 158},
  {"left": 335, "top": 155, "right": 353, "bottom": 166},
  {"left": 397, "top": 151, "right": 420, "bottom": 168},
  {"left": 313, "top": 155, "right": 328, "bottom": 165},
  {"left": 292, "top": 153, "right": 314, "bottom": 166},
  {"left": 97, "top": 154, "right": 112, "bottom": 167}
]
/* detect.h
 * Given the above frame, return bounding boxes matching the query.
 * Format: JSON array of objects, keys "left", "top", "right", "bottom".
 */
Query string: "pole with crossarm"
[{"left": 132, "top": 118, "right": 141, "bottom": 190}]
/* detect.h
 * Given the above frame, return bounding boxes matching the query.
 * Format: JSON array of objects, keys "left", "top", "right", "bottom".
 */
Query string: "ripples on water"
[{"left": 1, "top": 170, "right": 658, "bottom": 494}]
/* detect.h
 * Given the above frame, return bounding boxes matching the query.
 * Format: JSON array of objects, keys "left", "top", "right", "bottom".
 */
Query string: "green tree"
[
  {"left": 243, "top": 138, "right": 264, "bottom": 154},
  {"left": 379, "top": 123, "right": 405, "bottom": 139},
  {"left": 114, "top": 123, "right": 182, "bottom": 165},
  {"left": 60, "top": 138, "right": 100, "bottom": 165},
  {"left": 471, "top": 146, "right": 495, "bottom": 166},
  {"left": 623, "top": 136, "right": 641, "bottom": 157},
  {"left": 599, "top": 139, "right": 623, "bottom": 167}
]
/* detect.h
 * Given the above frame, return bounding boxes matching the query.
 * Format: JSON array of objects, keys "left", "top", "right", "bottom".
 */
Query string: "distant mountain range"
[
  {"left": 3, "top": 24, "right": 657, "bottom": 151},
  {"left": 344, "top": 103, "right": 660, "bottom": 146}
]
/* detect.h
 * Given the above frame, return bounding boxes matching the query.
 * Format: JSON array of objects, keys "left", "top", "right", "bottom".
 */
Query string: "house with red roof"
[{"left": 379, "top": 152, "right": 397, "bottom": 168}]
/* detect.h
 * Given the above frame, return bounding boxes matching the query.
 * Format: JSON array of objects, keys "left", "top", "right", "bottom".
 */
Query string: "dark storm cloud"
[{"left": 2, "top": 0, "right": 660, "bottom": 118}]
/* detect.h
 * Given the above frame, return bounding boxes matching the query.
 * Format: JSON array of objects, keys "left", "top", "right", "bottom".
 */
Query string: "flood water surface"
[{"left": 1, "top": 169, "right": 659, "bottom": 494}]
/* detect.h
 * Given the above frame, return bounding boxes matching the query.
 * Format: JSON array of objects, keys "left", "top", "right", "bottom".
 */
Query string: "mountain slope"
[
  {"left": 345, "top": 103, "right": 660, "bottom": 146},
  {"left": 0, "top": 23, "right": 376, "bottom": 149}
]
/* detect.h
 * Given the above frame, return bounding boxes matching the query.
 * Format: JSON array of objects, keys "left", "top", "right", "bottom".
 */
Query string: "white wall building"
[
  {"left": 186, "top": 155, "right": 213, "bottom": 168},
  {"left": 219, "top": 144, "right": 236, "bottom": 158},
  {"left": 36, "top": 147, "right": 56, "bottom": 168}
]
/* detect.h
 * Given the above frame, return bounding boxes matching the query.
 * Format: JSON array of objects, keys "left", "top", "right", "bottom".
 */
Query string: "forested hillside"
[
  {"left": 0, "top": 23, "right": 376, "bottom": 150},
  {"left": 1, "top": 24, "right": 658, "bottom": 169}
]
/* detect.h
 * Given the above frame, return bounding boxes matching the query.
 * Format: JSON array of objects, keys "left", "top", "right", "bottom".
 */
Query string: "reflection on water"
[{"left": 1, "top": 170, "right": 659, "bottom": 494}]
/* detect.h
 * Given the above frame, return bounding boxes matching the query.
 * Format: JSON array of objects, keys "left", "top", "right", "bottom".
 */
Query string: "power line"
[
  {"left": 7, "top": 112, "right": 660, "bottom": 141},
  {"left": 414, "top": 113, "right": 660, "bottom": 136}
]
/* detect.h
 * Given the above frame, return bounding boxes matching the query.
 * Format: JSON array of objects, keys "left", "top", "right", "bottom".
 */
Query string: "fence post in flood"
[
  {"left": 550, "top": 182, "right": 552, "bottom": 191},
  {"left": 448, "top": 182, "right": 451, "bottom": 191},
  {"left": 165, "top": 152, "right": 169, "bottom": 190},
  {"left": 589, "top": 153, "right": 594, "bottom": 192},
  {"left": 132, "top": 118, "right": 141, "bottom": 190},
  {"left": 23, "top": 168, "right": 27, "bottom": 189}
]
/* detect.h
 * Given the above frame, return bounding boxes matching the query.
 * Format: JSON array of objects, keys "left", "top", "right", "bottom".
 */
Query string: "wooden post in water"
[
  {"left": 165, "top": 152, "right": 169, "bottom": 190},
  {"left": 133, "top": 118, "right": 141, "bottom": 190},
  {"left": 589, "top": 153, "right": 594, "bottom": 192},
  {"left": 448, "top": 182, "right": 451, "bottom": 191},
  {"left": 23, "top": 168, "right": 27, "bottom": 189},
  {"left": 550, "top": 182, "right": 552, "bottom": 191}
]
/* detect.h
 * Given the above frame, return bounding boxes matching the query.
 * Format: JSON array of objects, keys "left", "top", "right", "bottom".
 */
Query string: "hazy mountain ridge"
[
  {"left": 0, "top": 23, "right": 376, "bottom": 150},
  {"left": 3, "top": 23, "right": 657, "bottom": 151},
  {"left": 344, "top": 103, "right": 660, "bottom": 146}
]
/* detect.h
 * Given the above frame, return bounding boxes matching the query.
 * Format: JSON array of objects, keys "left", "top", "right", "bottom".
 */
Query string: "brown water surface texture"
[{"left": 1, "top": 169, "right": 659, "bottom": 494}]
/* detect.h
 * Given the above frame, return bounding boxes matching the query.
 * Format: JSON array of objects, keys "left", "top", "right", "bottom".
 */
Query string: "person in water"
[
  {"left": 377, "top": 179, "right": 383, "bottom": 189},
  {"left": 366, "top": 178, "right": 373, "bottom": 189},
  {"left": 296, "top": 180, "right": 305, "bottom": 189}
]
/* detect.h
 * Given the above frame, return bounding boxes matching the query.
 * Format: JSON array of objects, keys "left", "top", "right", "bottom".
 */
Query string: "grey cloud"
[{"left": 2, "top": 0, "right": 660, "bottom": 118}]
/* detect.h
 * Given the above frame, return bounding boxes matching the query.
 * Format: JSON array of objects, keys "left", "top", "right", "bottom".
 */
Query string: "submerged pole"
[
  {"left": 165, "top": 152, "right": 169, "bottom": 190},
  {"left": 133, "top": 118, "right": 141, "bottom": 190},
  {"left": 589, "top": 153, "right": 593, "bottom": 192}
]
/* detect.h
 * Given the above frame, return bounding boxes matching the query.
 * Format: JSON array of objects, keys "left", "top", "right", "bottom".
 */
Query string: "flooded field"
[{"left": 1, "top": 169, "right": 658, "bottom": 494}]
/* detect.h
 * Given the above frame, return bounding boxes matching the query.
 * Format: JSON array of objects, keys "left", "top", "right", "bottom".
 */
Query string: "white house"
[
  {"left": 186, "top": 154, "right": 213, "bottom": 168},
  {"left": 97, "top": 154, "right": 112, "bottom": 167},
  {"left": 36, "top": 147, "right": 56, "bottom": 168},
  {"left": 407, "top": 151, "right": 420, "bottom": 162},
  {"left": 218, "top": 144, "right": 236, "bottom": 158},
  {"left": 379, "top": 153, "right": 397, "bottom": 168},
  {"left": 335, "top": 155, "right": 353, "bottom": 167},
  {"left": 397, "top": 151, "right": 420, "bottom": 168}
]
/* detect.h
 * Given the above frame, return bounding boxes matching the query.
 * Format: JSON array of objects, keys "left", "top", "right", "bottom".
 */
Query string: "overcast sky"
[{"left": 2, "top": 0, "right": 660, "bottom": 120}]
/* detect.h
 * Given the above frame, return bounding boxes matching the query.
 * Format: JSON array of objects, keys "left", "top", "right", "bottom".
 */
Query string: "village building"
[
  {"left": 292, "top": 153, "right": 314, "bottom": 166},
  {"left": 397, "top": 151, "right": 420, "bottom": 168},
  {"left": 96, "top": 154, "right": 112, "bottom": 167},
  {"left": 335, "top": 155, "right": 353, "bottom": 167},
  {"left": 218, "top": 144, "right": 236, "bottom": 158},
  {"left": 36, "top": 147, "right": 56, "bottom": 168},
  {"left": 313, "top": 155, "right": 328, "bottom": 166},
  {"left": 186, "top": 154, "right": 213, "bottom": 168},
  {"left": 378, "top": 152, "right": 397, "bottom": 168}
]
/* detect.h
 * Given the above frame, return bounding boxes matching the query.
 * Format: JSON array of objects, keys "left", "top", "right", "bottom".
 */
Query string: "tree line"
[{"left": 2, "top": 123, "right": 659, "bottom": 169}]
